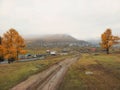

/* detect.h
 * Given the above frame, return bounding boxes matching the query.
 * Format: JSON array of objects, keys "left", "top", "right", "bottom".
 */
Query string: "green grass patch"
[
  {"left": 0, "top": 55, "right": 72, "bottom": 90},
  {"left": 59, "top": 54, "right": 120, "bottom": 90}
]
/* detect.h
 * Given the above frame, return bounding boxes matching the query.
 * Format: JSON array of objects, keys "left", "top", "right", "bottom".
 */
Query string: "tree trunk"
[
  {"left": 106, "top": 48, "right": 109, "bottom": 54},
  {"left": 0, "top": 36, "right": 2, "bottom": 45},
  {"left": 16, "top": 50, "right": 19, "bottom": 60}
]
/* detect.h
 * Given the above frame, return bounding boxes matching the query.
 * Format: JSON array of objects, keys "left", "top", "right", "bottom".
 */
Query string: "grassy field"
[
  {"left": 0, "top": 55, "right": 72, "bottom": 90},
  {"left": 59, "top": 53, "right": 120, "bottom": 90}
]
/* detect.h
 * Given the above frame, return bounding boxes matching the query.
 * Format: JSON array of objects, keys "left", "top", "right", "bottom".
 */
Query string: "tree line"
[
  {"left": 0, "top": 28, "right": 26, "bottom": 63},
  {"left": 0, "top": 28, "right": 119, "bottom": 64}
]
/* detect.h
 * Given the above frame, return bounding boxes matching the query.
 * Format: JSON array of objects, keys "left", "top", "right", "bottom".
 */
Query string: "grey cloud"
[{"left": 0, "top": 0, "right": 120, "bottom": 39}]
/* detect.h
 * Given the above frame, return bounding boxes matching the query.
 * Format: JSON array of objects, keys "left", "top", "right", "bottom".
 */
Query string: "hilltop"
[{"left": 25, "top": 34, "right": 90, "bottom": 48}]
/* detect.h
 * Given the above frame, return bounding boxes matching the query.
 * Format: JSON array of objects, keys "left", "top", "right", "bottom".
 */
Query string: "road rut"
[{"left": 11, "top": 56, "right": 79, "bottom": 90}]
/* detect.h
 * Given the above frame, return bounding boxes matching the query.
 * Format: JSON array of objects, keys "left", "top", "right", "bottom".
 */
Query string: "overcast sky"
[{"left": 0, "top": 0, "right": 120, "bottom": 40}]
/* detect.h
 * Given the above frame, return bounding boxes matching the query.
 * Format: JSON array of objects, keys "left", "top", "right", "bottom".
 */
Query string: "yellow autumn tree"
[
  {"left": 2, "top": 28, "right": 26, "bottom": 60},
  {"left": 100, "top": 28, "right": 120, "bottom": 54}
]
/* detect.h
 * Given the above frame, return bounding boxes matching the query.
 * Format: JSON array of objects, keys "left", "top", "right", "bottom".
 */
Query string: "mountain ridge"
[{"left": 25, "top": 34, "right": 90, "bottom": 47}]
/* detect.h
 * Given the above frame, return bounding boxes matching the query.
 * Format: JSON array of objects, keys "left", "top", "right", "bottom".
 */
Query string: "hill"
[
  {"left": 25, "top": 34, "right": 90, "bottom": 48},
  {"left": 38, "top": 34, "right": 77, "bottom": 42}
]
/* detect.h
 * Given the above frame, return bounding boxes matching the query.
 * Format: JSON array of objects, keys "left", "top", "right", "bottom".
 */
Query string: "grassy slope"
[
  {"left": 59, "top": 54, "right": 120, "bottom": 90},
  {"left": 0, "top": 55, "right": 72, "bottom": 90}
]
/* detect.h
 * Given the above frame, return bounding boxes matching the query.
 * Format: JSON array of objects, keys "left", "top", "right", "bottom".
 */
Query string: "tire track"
[
  {"left": 36, "top": 57, "right": 79, "bottom": 90},
  {"left": 11, "top": 57, "right": 79, "bottom": 90}
]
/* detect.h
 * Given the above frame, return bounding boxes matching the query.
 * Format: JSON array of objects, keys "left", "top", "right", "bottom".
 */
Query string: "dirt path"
[{"left": 11, "top": 57, "right": 79, "bottom": 90}]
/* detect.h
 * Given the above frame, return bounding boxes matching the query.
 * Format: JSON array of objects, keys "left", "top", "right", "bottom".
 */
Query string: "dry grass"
[
  {"left": 0, "top": 55, "right": 72, "bottom": 90},
  {"left": 59, "top": 53, "right": 120, "bottom": 90}
]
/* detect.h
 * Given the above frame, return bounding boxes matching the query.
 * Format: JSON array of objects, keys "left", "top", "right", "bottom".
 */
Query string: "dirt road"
[{"left": 11, "top": 56, "right": 79, "bottom": 90}]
